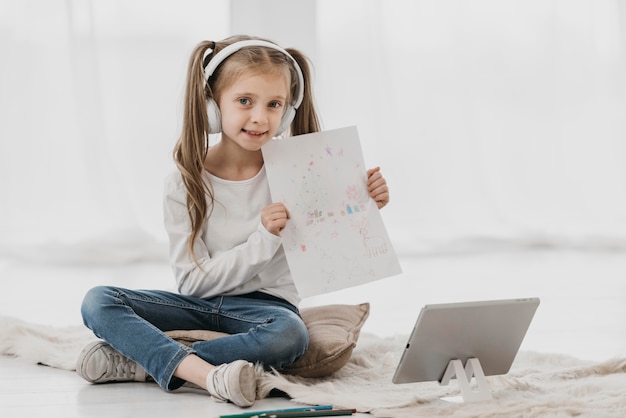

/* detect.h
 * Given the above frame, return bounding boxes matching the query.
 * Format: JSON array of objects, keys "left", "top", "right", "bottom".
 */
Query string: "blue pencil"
[{"left": 218, "top": 405, "right": 334, "bottom": 418}]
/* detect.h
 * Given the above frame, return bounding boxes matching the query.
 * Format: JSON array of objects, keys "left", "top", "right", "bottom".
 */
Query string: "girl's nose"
[{"left": 250, "top": 106, "right": 268, "bottom": 125}]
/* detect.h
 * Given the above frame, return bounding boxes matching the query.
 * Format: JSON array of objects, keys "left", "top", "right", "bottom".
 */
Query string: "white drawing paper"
[{"left": 262, "top": 126, "right": 402, "bottom": 297}]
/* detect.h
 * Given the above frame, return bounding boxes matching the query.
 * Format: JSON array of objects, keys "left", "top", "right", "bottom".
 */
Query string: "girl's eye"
[
  {"left": 238, "top": 98, "right": 251, "bottom": 105},
  {"left": 269, "top": 101, "right": 282, "bottom": 109}
]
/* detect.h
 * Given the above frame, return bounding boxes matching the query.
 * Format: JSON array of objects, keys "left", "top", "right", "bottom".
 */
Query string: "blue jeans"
[{"left": 80, "top": 286, "right": 309, "bottom": 391}]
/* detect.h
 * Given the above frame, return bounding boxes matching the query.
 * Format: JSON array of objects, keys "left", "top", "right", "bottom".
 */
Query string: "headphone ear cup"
[
  {"left": 275, "top": 105, "right": 296, "bottom": 136},
  {"left": 206, "top": 98, "right": 221, "bottom": 134}
]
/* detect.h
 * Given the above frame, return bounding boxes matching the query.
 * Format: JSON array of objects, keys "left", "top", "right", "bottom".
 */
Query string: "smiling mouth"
[{"left": 243, "top": 129, "right": 267, "bottom": 137}]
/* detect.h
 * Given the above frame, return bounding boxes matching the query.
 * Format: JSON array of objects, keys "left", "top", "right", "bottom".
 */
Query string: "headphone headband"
[{"left": 203, "top": 40, "right": 304, "bottom": 109}]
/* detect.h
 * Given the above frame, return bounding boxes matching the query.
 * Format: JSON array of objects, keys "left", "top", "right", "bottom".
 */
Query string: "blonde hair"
[{"left": 173, "top": 35, "right": 321, "bottom": 264}]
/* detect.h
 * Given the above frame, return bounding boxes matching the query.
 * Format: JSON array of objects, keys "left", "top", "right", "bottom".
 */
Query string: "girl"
[{"left": 77, "top": 35, "right": 390, "bottom": 408}]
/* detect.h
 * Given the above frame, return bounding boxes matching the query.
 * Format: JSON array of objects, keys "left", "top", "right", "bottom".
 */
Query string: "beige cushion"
[
  {"left": 165, "top": 302, "right": 370, "bottom": 378},
  {"left": 282, "top": 302, "right": 370, "bottom": 377}
]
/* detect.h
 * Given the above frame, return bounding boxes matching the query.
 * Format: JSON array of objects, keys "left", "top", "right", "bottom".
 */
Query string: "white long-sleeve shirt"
[{"left": 163, "top": 166, "right": 300, "bottom": 307}]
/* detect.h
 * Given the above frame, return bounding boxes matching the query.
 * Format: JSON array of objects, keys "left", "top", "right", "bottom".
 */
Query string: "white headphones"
[{"left": 203, "top": 40, "right": 305, "bottom": 136}]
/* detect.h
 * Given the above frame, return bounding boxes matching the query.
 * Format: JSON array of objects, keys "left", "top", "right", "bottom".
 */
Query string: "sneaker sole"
[
  {"left": 76, "top": 340, "right": 110, "bottom": 383},
  {"left": 230, "top": 361, "right": 257, "bottom": 407}
]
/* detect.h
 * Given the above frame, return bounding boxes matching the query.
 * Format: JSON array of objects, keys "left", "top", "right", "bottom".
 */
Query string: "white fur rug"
[{"left": 2, "top": 315, "right": 626, "bottom": 417}]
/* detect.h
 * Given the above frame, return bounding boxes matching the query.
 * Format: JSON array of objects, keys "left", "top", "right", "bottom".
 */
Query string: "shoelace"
[{"left": 104, "top": 352, "right": 136, "bottom": 380}]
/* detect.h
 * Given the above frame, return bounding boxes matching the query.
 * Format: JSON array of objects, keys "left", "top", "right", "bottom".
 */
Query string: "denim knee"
[
  {"left": 264, "top": 314, "right": 309, "bottom": 370},
  {"left": 80, "top": 285, "right": 116, "bottom": 328},
  {"left": 287, "top": 316, "right": 310, "bottom": 357}
]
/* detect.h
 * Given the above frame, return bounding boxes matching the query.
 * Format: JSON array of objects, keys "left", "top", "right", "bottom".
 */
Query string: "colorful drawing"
[{"left": 262, "top": 126, "right": 402, "bottom": 297}]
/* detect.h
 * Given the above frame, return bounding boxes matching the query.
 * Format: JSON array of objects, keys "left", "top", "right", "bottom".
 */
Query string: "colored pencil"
[
  {"left": 217, "top": 405, "right": 334, "bottom": 418},
  {"left": 264, "top": 409, "right": 356, "bottom": 418}
]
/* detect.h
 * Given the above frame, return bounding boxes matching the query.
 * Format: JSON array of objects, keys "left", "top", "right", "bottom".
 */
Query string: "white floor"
[{"left": 1, "top": 249, "right": 625, "bottom": 417}]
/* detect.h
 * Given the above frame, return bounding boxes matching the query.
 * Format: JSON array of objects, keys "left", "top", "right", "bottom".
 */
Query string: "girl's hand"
[
  {"left": 367, "top": 166, "right": 390, "bottom": 209},
  {"left": 261, "top": 203, "right": 290, "bottom": 236}
]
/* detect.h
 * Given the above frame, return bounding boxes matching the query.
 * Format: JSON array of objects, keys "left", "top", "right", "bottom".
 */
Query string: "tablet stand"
[{"left": 439, "top": 358, "right": 493, "bottom": 402}]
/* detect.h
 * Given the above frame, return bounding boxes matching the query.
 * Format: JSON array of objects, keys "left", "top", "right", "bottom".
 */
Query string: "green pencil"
[{"left": 217, "top": 405, "right": 334, "bottom": 418}]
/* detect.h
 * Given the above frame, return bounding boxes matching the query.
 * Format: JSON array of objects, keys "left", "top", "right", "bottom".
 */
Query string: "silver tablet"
[{"left": 392, "top": 297, "right": 540, "bottom": 384}]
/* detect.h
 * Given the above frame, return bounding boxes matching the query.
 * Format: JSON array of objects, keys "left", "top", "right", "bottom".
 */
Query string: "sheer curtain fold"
[{"left": 1, "top": 0, "right": 625, "bottom": 263}]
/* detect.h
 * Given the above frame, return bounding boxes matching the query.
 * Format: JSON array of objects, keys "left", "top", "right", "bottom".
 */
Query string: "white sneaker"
[
  {"left": 76, "top": 341, "right": 146, "bottom": 383},
  {"left": 206, "top": 360, "right": 257, "bottom": 407}
]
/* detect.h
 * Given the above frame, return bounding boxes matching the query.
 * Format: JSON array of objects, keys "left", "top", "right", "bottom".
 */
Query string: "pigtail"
[
  {"left": 287, "top": 48, "right": 321, "bottom": 136},
  {"left": 173, "top": 41, "right": 216, "bottom": 265}
]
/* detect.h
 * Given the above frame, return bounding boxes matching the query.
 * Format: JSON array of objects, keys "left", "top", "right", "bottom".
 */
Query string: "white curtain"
[
  {"left": 0, "top": 0, "right": 231, "bottom": 262},
  {"left": 1, "top": 0, "right": 625, "bottom": 263},
  {"left": 313, "top": 0, "right": 626, "bottom": 253}
]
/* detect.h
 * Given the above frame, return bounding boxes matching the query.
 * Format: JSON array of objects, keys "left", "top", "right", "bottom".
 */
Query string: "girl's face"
[{"left": 218, "top": 71, "right": 290, "bottom": 151}]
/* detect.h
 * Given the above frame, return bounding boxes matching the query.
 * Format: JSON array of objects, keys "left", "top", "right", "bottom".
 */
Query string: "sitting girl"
[{"left": 77, "top": 34, "right": 390, "bottom": 408}]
